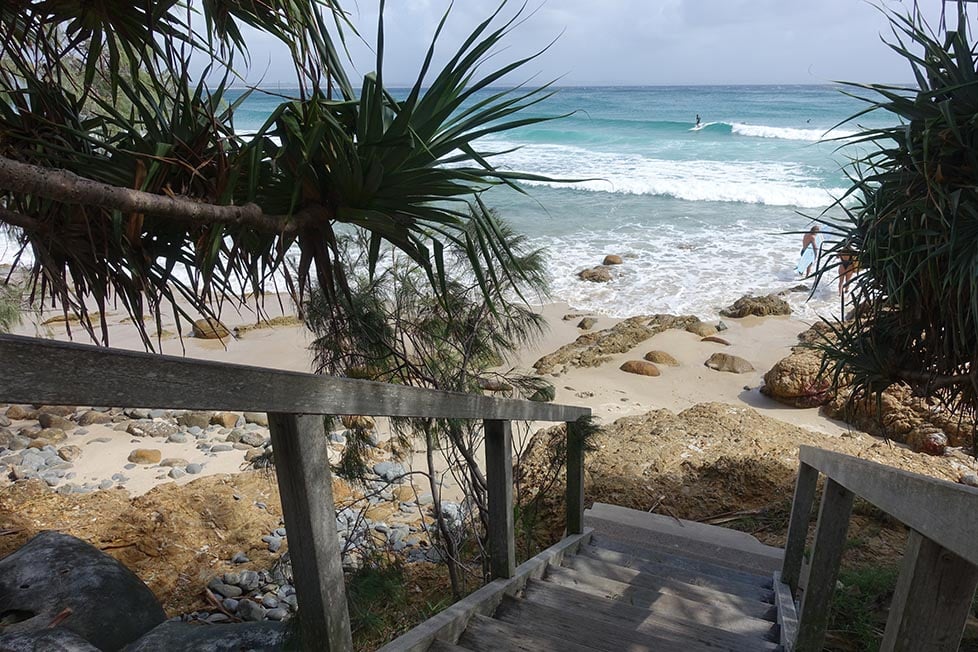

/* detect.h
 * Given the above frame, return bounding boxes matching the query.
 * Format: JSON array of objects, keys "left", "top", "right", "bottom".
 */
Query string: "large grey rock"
[
  {"left": 126, "top": 421, "right": 179, "bottom": 439},
  {"left": 0, "top": 628, "right": 100, "bottom": 652},
  {"left": 0, "top": 532, "right": 165, "bottom": 650},
  {"left": 122, "top": 621, "right": 289, "bottom": 652}
]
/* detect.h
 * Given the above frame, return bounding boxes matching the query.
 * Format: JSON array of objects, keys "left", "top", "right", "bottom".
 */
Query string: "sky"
[{"left": 231, "top": 0, "right": 948, "bottom": 87}]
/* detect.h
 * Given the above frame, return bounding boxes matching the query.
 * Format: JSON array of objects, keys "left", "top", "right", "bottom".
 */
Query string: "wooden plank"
[
  {"left": 560, "top": 557, "right": 776, "bottom": 607},
  {"left": 773, "top": 571, "right": 799, "bottom": 652},
  {"left": 484, "top": 419, "right": 515, "bottom": 580},
  {"left": 526, "top": 578, "right": 778, "bottom": 640},
  {"left": 377, "top": 530, "right": 592, "bottom": 652},
  {"left": 801, "top": 445, "right": 978, "bottom": 566},
  {"left": 589, "top": 533, "right": 771, "bottom": 587},
  {"left": 494, "top": 594, "right": 765, "bottom": 652},
  {"left": 782, "top": 461, "right": 819, "bottom": 596},
  {"left": 795, "top": 477, "right": 853, "bottom": 652},
  {"left": 565, "top": 419, "right": 585, "bottom": 535},
  {"left": 427, "top": 640, "right": 473, "bottom": 652},
  {"left": 880, "top": 529, "right": 978, "bottom": 651},
  {"left": 0, "top": 335, "right": 589, "bottom": 422},
  {"left": 267, "top": 413, "right": 351, "bottom": 652},
  {"left": 582, "top": 545, "right": 775, "bottom": 599},
  {"left": 459, "top": 614, "right": 597, "bottom": 652}
]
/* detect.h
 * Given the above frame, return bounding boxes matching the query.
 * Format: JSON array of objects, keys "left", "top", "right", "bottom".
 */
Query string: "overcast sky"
[{"left": 233, "top": 0, "right": 945, "bottom": 87}]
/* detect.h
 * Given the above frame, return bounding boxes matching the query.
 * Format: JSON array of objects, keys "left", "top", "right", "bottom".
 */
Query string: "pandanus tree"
[
  {"left": 817, "top": 2, "right": 978, "bottom": 444},
  {"left": 0, "top": 0, "right": 559, "bottom": 346}
]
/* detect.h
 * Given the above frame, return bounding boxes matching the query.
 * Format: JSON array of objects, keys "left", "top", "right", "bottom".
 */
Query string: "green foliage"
[
  {"left": 0, "top": 1, "right": 563, "bottom": 346},
  {"left": 0, "top": 283, "right": 19, "bottom": 333},
  {"left": 827, "top": 564, "right": 899, "bottom": 651},
  {"left": 814, "top": 4, "right": 978, "bottom": 443}
]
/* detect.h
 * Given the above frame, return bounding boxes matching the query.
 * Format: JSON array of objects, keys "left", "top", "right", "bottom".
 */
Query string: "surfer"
[
  {"left": 838, "top": 249, "right": 857, "bottom": 296},
  {"left": 795, "top": 225, "right": 822, "bottom": 276},
  {"left": 695, "top": 114, "right": 701, "bottom": 128}
]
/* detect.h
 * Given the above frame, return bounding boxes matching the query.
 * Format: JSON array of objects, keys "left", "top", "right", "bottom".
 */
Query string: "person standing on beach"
[
  {"left": 796, "top": 225, "right": 822, "bottom": 276},
  {"left": 838, "top": 249, "right": 857, "bottom": 296}
]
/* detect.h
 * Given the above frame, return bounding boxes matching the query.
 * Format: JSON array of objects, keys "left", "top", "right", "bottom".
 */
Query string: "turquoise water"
[{"left": 2, "top": 85, "right": 884, "bottom": 320}]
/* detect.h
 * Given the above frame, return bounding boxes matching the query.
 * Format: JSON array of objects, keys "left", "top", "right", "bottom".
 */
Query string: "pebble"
[
  {"left": 255, "top": 501, "right": 267, "bottom": 510},
  {"left": 223, "top": 572, "right": 241, "bottom": 586},
  {"left": 265, "top": 608, "right": 289, "bottom": 621},
  {"left": 168, "top": 468, "right": 185, "bottom": 479},
  {"left": 207, "top": 578, "right": 243, "bottom": 598},
  {"left": 186, "top": 463, "right": 203, "bottom": 474},
  {"left": 99, "top": 479, "right": 113, "bottom": 490},
  {"left": 275, "top": 527, "right": 287, "bottom": 538},
  {"left": 167, "top": 432, "right": 188, "bottom": 444},
  {"left": 210, "top": 444, "right": 233, "bottom": 452},
  {"left": 124, "top": 463, "right": 136, "bottom": 470},
  {"left": 237, "top": 600, "right": 265, "bottom": 622},
  {"left": 222, "top": 598, "right": 239, "bottom": 612},
  {"left": 206, "top": 613, "right": 230, "bottom": 624},
  {"left": 262, "top": 536, "right": 282, "bottom": 553},
  {"left": 238, "top": 570, "right": 261, "bottom": 592},
  {"left": 231, "top": 551, "right": 249, "bottom": 564},
  {"left": 261, "top": 594, "right": 279, "bottom": 609}
]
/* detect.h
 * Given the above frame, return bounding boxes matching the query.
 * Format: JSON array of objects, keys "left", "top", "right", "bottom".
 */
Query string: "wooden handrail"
[
  {"left": 0, "top": 333, "right": 591, "bottom": 652},
  {"left": 785, "top": 446, "right": 978, "bottom": 652},
  {"left": 0, "top": 335, "right": 589, "bottom": 421}
]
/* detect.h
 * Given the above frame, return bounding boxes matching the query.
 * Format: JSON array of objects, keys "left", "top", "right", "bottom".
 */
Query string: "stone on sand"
[{"left": 619, "top": 360, "right": 661, "bottom": 377}]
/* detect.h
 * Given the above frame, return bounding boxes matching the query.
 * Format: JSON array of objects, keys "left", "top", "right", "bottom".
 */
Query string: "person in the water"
[{"left": 695, "top": 114, "right": 701, "bottom": 127}]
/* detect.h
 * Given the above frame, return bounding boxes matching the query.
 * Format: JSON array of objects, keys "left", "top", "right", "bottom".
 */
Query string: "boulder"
[
  {"left": 761, "top": 347, "right": 832, "bottom": 408},
  {"left": 0, "top": 628, "right": 100, "bottom": 652},
  {"left": 176, "top": 411, "right": 212, "bottom": 429},
  {"left": 577, "top": 317, "right": 598, "bottom": 331},
  {"left": 243, "top": 412, "right": 269, "bottom": 427},
  {"left": 643, "top": 351, "right": 679, "bottom": 367},
  {"left": 704, "top": 353, "right": 755, "bottom": 374},
  {"left": 905, "top": 427, "right": 948, "bottom": 456},
  {"left": 719, "top": 294, "right": 791, "bottom": 318},
  {"left": 27, "top": 428, "right": 66, "bottom": 444},
  {"left": 126, "top": 421, "right": 179, "bottom": 439},
  {"left": 128, "top": 449, "right": 162, "bottom": 465},
  {"left": 122, "top": 621, "right": 288, "bottom": 652},
  {"left": 685, "top": 321, "right": 717, "bottom": 337},
  {"left": 211, "top": 412, "right": 240, "bottom": 429},
  {"left": 57, "top": 445, "right": 83, "bottom": 462},
  {"left": 577, "top": 266, "right": 612, "bottom": 283},
  {"left": 0, "top": 532, "right": 164, "bottom": 650},
  {"left": 37, "top": 413, "right": 74, "bottom": 431},
  {"left": 602, "top": 254, "right": 623, "bottom": 265},
  {"left": 191, "top": 318, "right": 230, "bottom": 340},
  {"left": 701, "top": 336, "right": 730, "bottom": 346},
  {"left": 37, "top": 406, "right": 76, "bottom": 418},
  {"left": 77, "top": 410, "right": 113, "bottom": 427},
  {"left": 619, "top": 360, "right": 661, "bottom": 377},
  {"left": 5, "top": 406, "right": 37, "bottom": 421}
]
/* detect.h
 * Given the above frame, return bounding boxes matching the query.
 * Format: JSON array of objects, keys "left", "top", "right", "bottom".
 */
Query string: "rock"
[
  {"left": 207, "top": 577, "right": 243, "bottom": 598},
  {"left": 960, "top": 472, "right": 978, "bottom": 488},
  {"left": 98, "top": 479, "right": 113, "bottom": 490},
  {"left": 643, "top": 351, "right": 679, "bottom": 367},
  {"left": 28, "top": 427, "right": 67, "bottom": 444},
  {"left": 685, "top": 321, "right": 717, "bottom": 337},
  {"left": 534, "top": 315, "right": 700, "bottom": 375},
  {"left": 0, "top": 532, "right": 164, "bottom": 650},
  {"left": 761, "top": 347, "right": 833, "bottom": 408},
  {"left": 211, "top": 412, "right": 241, "bottom": 429},
  {"left": 905, "top": 426, "right": 948, "bottom": 456},
  {"left": 704, "top": 353, "right": 755, "bottom": 374},
  {"left": 0, "top": 628, "right": 101, "bottom": 652},
  {"left": 5, "top": 406, "right": 37, "bottom": 421},
  {"left": 243, "top": 412, "right": 269, "bottom": 427},
  {"left": 191, "top": 318, "right": 230, "bottom": 340},
  {"left": 619, "top": 360, "right": 661, "bottom": 377},
  {"left": 176, "top": 411, "right": 212, "bottom": 429},
  {"left": 577, "top": 317, "right": 598, "bottom": 330},
  {"left": 168, "top": 468, "right": 185, "bottom": 479},
  {"left": 578, "top": 266, "right": 612, "bottom": 283},
  {"left": 159, "top": 458, "right": 189, "bottom": 468},
  {"left": 243, "top": 449, "right": 265, "bottom": 463},
  {"left": 478, "top": 378, "right": 513, "bottom": 392},
  {"left": 57, "top": 445, "right": 83, "bottom": 462},
  {"left": 78, "top": 410, "right": 112, "bottom": 426},
  {"left": 239, "top": 430, "right": 266, "bottom": 448},
  {"left": 126, "top": 421, "right": 179, "bottom": 439},
  {"left": 719, "top": 294, "right": 791, "bottom": 318},
  {"left": 701, "top": 336, "right": 730, "bottom": 346},
  {"left": 231, "top": 551, "right": 249, "bottom": 564},
  {"left": 266, "top": 608, "right": 289, "bottom": 621},
  {"left": 166, "top": 432, "right": 188, "bottom": 444},
  {"left": 122, "top": 621, "right": 288, "bottom": 652},
  {"left": 341, "top": 415, "right": 375, "bottom": 430},
  {"left": 373, "top": 461, "right": 406, "bottom": 483},
  {"left": 0, "top": 415, "right": 10, "bottom": 427},
  {"left": 602, "top": 254, "right": 623, "bottom": 265},
  {"left": 210, "top": 444, "right": 233, "bottom": 452},
  {"left": 38, "top": 413, "right": 75, "bottom": 431},
  {"left": 128, "top": 449, "right": 162, "bottom": 465},
  {"left": 236, "top": 600, "right": 267, "bottom": 622},
  {"left": 237, "top": 570, "right": 261, "bottom": 592},
  {"left": 266, "top": 537, "right": 282, "bottom": 553},
  {"left": 261, "top": 594, "right": 279, "bottom": 609},
  {"left": 716, "top": 321, "right": 729, "bottom": 331}
]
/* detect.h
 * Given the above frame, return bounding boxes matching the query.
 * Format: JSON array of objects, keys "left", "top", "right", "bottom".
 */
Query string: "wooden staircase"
[{"left": 383, "top": 502, "right": 796, "bottom": 652}]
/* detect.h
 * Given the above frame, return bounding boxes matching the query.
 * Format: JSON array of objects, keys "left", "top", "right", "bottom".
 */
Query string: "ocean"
[{"left": 3, "top": 85, "right": 885, "bottom": 321}]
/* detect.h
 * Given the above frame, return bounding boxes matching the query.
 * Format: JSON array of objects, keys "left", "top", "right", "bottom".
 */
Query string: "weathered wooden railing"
[
  {"left": 782, "top": 445, "right": 978, "bottom": 651},
  {"left": 0, "top": 335, "right": 590, "bottom": 652}
]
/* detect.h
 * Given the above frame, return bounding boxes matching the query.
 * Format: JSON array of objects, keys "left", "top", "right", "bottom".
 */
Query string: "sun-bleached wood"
[
  {"left": 0, "top": 335, "right": 589, "bottom": 421},
  {"left": 485, "top": 419, "right": 515, "bottom": 579},
  {"left": 782, "top": 461, "right": 819, "bottom": 594},
  {"left": 267, "top": 413, "right": 352, "bottom": 652}
]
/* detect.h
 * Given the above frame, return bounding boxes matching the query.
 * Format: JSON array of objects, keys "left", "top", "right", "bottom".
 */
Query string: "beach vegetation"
[
  {"left": 816, "top": 3, "right": 978, "bottom": 449},
  {"left": 0, "top": 1, "right": 560, "bottom": 347},
  {"left": 0, "top": 282, "right": 19, "bottom": 333}
]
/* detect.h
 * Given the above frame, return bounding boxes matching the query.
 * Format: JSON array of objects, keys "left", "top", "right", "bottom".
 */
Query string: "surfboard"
[
  {"left": 690, "top": 123, "right": 706, "bottom": 131},
  {"left": 795, "top": 245, "right": 816, "bottom": 275}
]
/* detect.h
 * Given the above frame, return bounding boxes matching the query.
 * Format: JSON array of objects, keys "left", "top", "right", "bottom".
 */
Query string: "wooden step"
[
  {"left": 495, "top": 594, "right": 776, "bottom": 652},
  {"left": 547, "top": 563, "right": 778, "bottom": 621},
  {"left": 564, "top": 554, "right": 776, "bottom": 604},
  {"left": 428, "top": 640, "right": 473, "bottom": 652},
  {"left": 581, "top": 545, "right": 776, "bottom": 600},
  {"left": 458, "top": 613, "right": 600, "bottom": 652},
  {"left": 585, "top": 503, "right": 783, "bottom": 574},
  {"left": 525, "top": 577, "right": 780, "bottom": 642},
  {"left": 590, "top": 532, "right": 774, "bottom": 585}
]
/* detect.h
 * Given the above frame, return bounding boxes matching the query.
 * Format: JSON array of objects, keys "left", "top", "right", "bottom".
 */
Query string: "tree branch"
[
  {"left": 0, "top": 155, "right": 298, "bottom": 234},
  {"left": 0, "top": 206, "right": 43, "bottom": 232}
]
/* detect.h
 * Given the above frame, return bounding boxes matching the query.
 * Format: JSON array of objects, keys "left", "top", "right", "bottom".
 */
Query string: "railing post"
[
  {"left": 484, "top": 419, "right": 515, "bottom": 579},
  {"left": 565, "top": 420, "right": 585, "bottom": 535},
  {"left": 267, "top": 413, "right": 353, "bottom": 652},
  {"left": 880, "top": 529, "right": 978, "bottom": 651},
  {"left": 795, "top": 478, "right": 854, "bottom": 652},
  {"left": 782, "top": 461, "right": 819, "bottom": 595}
]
